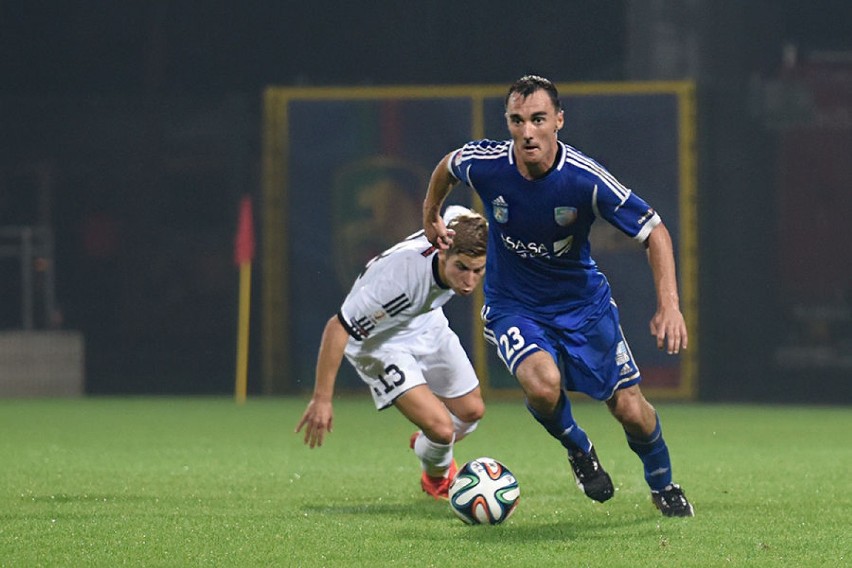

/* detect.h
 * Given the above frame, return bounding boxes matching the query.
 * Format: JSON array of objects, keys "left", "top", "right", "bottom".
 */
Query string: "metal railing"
[{"left": 0, "top": 226, "right": 56, "bottom": 330}]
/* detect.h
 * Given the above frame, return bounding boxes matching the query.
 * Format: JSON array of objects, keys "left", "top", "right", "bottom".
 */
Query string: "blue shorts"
[{"left": 482, "top": 299, "right": 641, "bottom": 401}]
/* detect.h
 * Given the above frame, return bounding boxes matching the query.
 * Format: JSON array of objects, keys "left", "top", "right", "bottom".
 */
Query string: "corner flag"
[{"left": 234, "top": 195, "right": 255, "bottom": 404}]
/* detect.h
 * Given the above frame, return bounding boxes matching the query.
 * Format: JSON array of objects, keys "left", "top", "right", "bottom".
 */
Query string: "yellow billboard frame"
[{"left": 262, "top": 81, "right": 698, "bottom": 400}]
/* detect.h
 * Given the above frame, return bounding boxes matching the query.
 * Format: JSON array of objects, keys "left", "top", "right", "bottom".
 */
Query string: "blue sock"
[
  {"left": 625, "top": 414, "right": 672, "bottom": 491},
  {"left": 526, "top": 391, "right": 592, "bottom": 453}
]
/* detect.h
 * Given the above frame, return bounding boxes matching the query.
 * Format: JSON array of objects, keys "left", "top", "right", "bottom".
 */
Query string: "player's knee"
[
  {"left": 611, "top": 404, "right": 641, "bottom": 428},
  {"left": 448, "top": 408, "right": 481, "bottom": 443},
  {"left": 521, "top": 373, "right": 562, "bottom": 410},
  {"left": 608, "top": 390, "right": 655, "bottom": 431},
  {"left": 455, "top": 399, "right": 485, "bottom": 423},
  {"left": 422, "top": 418, "right": 456, "bottom": 445},
  {"left": 517, "top": 357, "right": 561, "bottom": 409}
]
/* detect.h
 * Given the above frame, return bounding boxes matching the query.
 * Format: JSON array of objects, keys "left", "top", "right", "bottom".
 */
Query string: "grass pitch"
[{"left": 0, "top": 396, "right": 849, "bottom": 567}]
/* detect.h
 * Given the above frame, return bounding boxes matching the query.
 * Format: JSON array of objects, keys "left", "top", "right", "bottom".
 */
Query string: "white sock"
[
  {"left": 451, "top": 414, "right": 479, "bottom": 443},
  {"left": 413, "top": 431, "right": 455, "bottom": 477}
]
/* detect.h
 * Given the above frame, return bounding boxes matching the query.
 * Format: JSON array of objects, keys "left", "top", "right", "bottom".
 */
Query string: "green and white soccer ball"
[{"left": 448, "top": 457, "right": 520, "bottom": 525}]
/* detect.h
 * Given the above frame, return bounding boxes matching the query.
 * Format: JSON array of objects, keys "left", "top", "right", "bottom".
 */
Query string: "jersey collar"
[
  {"left": 431, "top": 253, "right": 449, "bottom": 289},
  {"left": 506, "top": 140, "right": 565, "bottom": 175}
]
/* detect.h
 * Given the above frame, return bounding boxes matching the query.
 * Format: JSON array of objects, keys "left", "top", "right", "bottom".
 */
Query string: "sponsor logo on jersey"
[
  {"left": 492, "top": 196, "right": 509, "bottom": 224},
  {"left": 553, "top": 235, "right": 574, "bottom": 257},
  {"left": 637, "top": 208, "right": 656, "bottom": 226},
  {"left": 499, "top": 232, "right": 576, "bottom": 259},
  {"left": 500, "top": 233, "right": 549, "bottom": 258},
  {"left": 554, "top": 206, "right": 577, "bottom": 227}
]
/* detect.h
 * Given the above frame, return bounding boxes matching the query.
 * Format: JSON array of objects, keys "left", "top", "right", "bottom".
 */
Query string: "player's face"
[
  {"left": 439, "top": 252, "right": 486, "bottom": 296},
  {"left": 505, "top": 89, "right": 564, "bottom": 179}
]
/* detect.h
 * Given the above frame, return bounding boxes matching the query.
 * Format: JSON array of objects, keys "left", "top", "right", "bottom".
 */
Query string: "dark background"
[{"left": 1, "top": 1, "right": 850, "bottom": 402}]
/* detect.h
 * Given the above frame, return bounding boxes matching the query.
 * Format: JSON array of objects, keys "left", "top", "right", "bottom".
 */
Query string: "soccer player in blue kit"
[{"left": 422, "top": 75, "right": 694, "bottom": 517}]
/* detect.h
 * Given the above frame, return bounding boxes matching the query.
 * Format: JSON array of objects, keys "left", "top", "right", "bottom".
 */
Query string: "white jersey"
[
  {"left": 337, "top": 206, "right": 479, "bottom": 410},
  {"left": 338, "top": 230, "right": 453, "bottom": 355}
]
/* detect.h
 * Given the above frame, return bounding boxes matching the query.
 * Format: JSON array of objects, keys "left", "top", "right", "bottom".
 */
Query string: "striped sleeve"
[
  {"left": 449, "top": 140, "right": 512, "bottom": 186},
  {"left": 565, "top": 144, "right": 662, "bottom": 241},
  {"left": 339, "top": 290, "right": 413, "bottom": 341}
]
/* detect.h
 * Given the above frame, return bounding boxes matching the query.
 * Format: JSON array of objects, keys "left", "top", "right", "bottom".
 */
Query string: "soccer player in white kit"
[
  {"left": 295, "top": 207, "right": 488, "bottom": 500},
  {"left": 423, "top": 75, "right": 694, "bottom": 517}
]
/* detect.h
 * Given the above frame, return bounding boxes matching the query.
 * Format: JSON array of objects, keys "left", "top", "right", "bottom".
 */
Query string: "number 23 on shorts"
[
  {"left": 499, "top": 326, "right": 526, "bottom": 360},
  {"left": 501, "top": 325, "right": 542, "bottom": 375}
]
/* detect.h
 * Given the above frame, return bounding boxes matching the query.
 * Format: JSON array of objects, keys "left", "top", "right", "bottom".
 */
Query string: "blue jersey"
[{"left": 449, "top": 139, "right": 661, "bottom": 327}]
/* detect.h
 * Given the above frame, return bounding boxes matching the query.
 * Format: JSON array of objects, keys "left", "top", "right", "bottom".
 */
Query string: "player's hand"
[
  {"left": 649, "top": 305, "right": 688, "bottom": 355},
  {"left": 424, "top": 216, "right": 455, "bottom": 250},
  {"left": 294, "top": 399, "right": 334, "bottom": 448}
]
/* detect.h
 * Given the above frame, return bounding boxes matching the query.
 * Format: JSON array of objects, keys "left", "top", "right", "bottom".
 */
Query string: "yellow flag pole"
[
  {"left": 235, "top": 260, "right": 252, "bottom": 404},
  {"left": 233, "top": 194, "right": 255, "bottom": 405}
]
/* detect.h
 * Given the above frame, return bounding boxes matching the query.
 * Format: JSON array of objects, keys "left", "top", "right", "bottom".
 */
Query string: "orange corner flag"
[{"left": 234, "top": 195, "right": 255, "bottom": 265}]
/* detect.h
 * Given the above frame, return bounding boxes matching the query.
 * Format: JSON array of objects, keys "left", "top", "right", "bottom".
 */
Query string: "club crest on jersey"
[
  {"left": 554, "top": 206, "right": 577, "bottom": 227},
  {"left": 492, "top": 196, "right": 509, "bottom": 224}
]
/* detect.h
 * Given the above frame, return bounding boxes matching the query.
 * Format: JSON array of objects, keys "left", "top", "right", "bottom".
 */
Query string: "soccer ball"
[{"left": 448, "top": 457, "right": 520, "bottom": 525}]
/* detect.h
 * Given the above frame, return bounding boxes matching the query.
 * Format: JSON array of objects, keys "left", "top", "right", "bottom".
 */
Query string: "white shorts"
[{"left": 344, "top": 325, "right": 479, "bottom": 410}]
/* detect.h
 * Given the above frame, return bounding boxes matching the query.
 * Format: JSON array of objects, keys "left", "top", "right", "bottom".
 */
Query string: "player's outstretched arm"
[
  {"left": 645, "top": 223, "right": 688, "bottom": 355},
  {"left": 423, "top": 152, "right": 459, "bottom": 250},
  {"left": 294, "top": 315, "right": 350, "bottom": 448}
]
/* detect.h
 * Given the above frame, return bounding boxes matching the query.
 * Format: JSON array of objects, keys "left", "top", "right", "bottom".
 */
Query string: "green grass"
[{"left": 0, "top": 397, "right": 849, "bottom": 567}]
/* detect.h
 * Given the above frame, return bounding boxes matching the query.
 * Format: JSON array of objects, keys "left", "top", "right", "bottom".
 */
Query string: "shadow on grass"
[
  {"left": 439, "top": 514, "right": 661, "bottom": 543},
  {"left": 301, "top": 498, "right": 665, "bottom": 542},
  {"left": 4, "top": 493, "right": 168, "bottom": 522},
  {"left": 301, "top": 500, "right": 450, "bottom": 520}
]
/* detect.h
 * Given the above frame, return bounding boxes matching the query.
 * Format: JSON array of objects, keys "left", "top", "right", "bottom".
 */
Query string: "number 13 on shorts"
[{"left": 372, "top": 364, "right": 405, "bottom": 397}]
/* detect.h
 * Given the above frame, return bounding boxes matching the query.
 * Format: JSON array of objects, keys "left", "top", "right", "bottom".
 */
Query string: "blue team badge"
[
  {"left": 492, "top": 196, "right": 509, "bottom": 223},
  {"left": 554, "top": 206, "right": 577, "bottom": 227}
]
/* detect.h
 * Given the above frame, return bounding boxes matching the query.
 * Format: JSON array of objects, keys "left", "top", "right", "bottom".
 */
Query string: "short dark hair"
[
  {"left": 505, "top": 75, "right": 562, "bottom": 112},
  {"left": 446, "top": 211, "right": 488, "bottom": 258}
]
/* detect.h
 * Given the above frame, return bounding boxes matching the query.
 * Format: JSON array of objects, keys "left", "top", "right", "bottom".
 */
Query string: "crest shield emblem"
[
  {"left": 554, "top": 206, "right": 577, "bottom": 227},
  {"left": 492, "top": 196, "right": 509, "bottom": 224}
]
